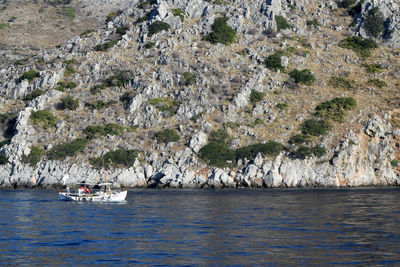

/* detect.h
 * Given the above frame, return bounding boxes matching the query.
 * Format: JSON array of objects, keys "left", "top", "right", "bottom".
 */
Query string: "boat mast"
[{"left": 103, "top": 157, "right": 108, "bottom": 193}]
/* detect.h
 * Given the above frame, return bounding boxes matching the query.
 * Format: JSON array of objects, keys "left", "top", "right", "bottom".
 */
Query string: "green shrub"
[
  {"left": 210, "top": 128, "right": 230, "bottom": 144},
  {"left": 45, "top": 0, "right": 72, "bottom": 6},
  {"left": 90, "top": 84, "right": 107, "bottom": 94},
  {"left": 0, "top": 153, "right": 8, "bottom": 165},
  {"left": 364, "top": 7, "right": 385, "bottom": 38},
  {"left": 90, "top": 149, "right": 139, "bottom": 168},
  {"left": 0, "top": 23, "right": 9, "bottom": 29},
  {"left": 105, "top": 11, "right": 118, "bottom": 23},
  {"left": 290, "top": 69, "right": 316, "bottom": 85},
  {"left": 312, "top": 145, "right": 326, "bottom": 158},
  {"left": 0, "top": 113, "right": 9, "bottom": 124},
  {"left": 66, "top": 82, "right": 77, "bottom": 88},
  {"left": 148, "top": 21, "right": 171, "bottom": 37},
  {"left": 293, "top": 146, "right": 312, "bottom": 159},
  {"left": 235, "top": 141, "right": 284, "bottom": 160},
  {"left": 391, "top": 159, "right": 398, "bottom": 167},
  {"left": 84, "top": 123, "right": 124, "bottom": 139},
  {"left": 154, "top": 129, "right": 180, "bottom": 144},
  {"left": 306, "top": 19, "right": 321, "bottom": 27},
  {"left": 182, "top": 72, "right": 197, "bottom": 86},
  {"left": 275, "top": 15, "right": 290, "bottom": 32},
  {"left": 94, "top": 39, "right": 118, "bottom": 51},
  {"left": 65, "top": 63, "right": 77, "bottom": 76},
  {"left": 14, "top": 58, "right": 29, "bottom": 65},
  {"left": 119, "top": 91, "right": 135, "bottom": 106},
  {"left": 104, "top": 123, "right": 125, "bottom": 136},
  {"left": 329, "top": 76, "right": 355, "bottom": 90},
  {"left": 339, "top": 36, "right": 378, "bottom": 57},
  {"left": 30, "top": 110, "right": 57, "bottom": 129},
  {"left": 138, "top": 1, "right": 151, "bottom": 9},
  {"left": 199, "top": 142, "right": 235, "bottom": 167},
  {"left": 277, "top": 103, "right": 289, "bottom": 110},
  {"left": 56, "top": 81, "right": 74, "bottom": 90},
  {"left": 0, "top": 139, "right": 10, "bottom": 149},
  {"left": 252, "top": 118, "right": 264, "bottom": 126},
  {"left": 363, "top": 63, "right": 383, "bottom": 73},
  {"left": 264, "top": 52, "right": 285, "bottom": 71},
  {"left": 348, "top": 0, "right": 365, "bottom": 16},
  {"left": 47, "top": 138, "right": 87, "bottom": 160},
  {"left": 85, "top": 100, "right": 114, "bottom": 111},
  {"left": 22, "top": 146, "right": 44, "bottom": 167},
  {"left": 250, "top": 90, "right": 265, "bottom": 104},
  {"left": 301, "top": 119, "right": 331, "bottom": 136},
  {"left": 368, "top": 78, "right": 387, "bottom": 88},
  {"left": 293, "top": 145, "right": 326, "bottom": 159},
  {"left": 315, "top": 97, "right": 357, "bottom": 122},
  {"left": 24, "top": 90, "right": 45, "bottom": 101},
  {"left": 84, "top": 125, "right": 104, "bottom": 139},
  {"left": 341, "top": 0, "right": 356, "bottom": 8},
  {"left": 171, "top": 8, "right": 185, "bottom": 22},
  {"left": 204, "top": 17, "right": 236, "bottom": 45},
  {"left": 289, "top": 134, "right": 311, "bottom": 145},
  {"left": 136, "top": 13, "right": 151, "bottom": 24},
  {"left": 116, "top": 26, "right": 129, "bottom": 35},
  {"left": 104, "top": 70, "right": 133, "bottom": 87},
  {"left": 0, "top": 138, "right": 8, "bottom": 149},
  {"left": 144, "top": 42, "right": 155, "bottom": 49},
  {"left": 80, "top": 29, "right": 94, "bottom": 37},
  {"left": 64, "top": 58, "right": 78, "bottom": 65},
  {"left": 20, "top": 70, "right": 38, "bottom": 83},
  {"left": 62, "top": 7, "right": 75, "bottom": 18},
  {"left": 191, "top": 112, "right": 205, "bottom": 122},
  {"left": 148, "top": 97, "right": 180, "bottom": 116},
  {"left": 59, "top": 96, "right": 79, "bottom": 110}
]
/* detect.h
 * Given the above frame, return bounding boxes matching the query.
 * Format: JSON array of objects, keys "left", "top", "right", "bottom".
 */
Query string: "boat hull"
[{"left": 59, "top": 190, "right": 127, "bottom": 202}]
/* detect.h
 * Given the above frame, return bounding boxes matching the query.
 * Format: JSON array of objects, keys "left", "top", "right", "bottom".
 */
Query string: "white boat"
[{"left": 58, "top": 183, "right": 127, "bottom": 202}]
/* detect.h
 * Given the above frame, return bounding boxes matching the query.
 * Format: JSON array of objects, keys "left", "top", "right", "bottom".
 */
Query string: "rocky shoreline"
[
  {"left": 1, "top": 112, "right": 399, "bottom": 189},
  {"left": 1, "top": 0, "right": 400, "bottom": 189}
]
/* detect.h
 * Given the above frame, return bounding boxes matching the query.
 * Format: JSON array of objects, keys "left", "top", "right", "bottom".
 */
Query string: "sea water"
[{"left": 1, "top": 188, "right": 400, "bottom": 265}]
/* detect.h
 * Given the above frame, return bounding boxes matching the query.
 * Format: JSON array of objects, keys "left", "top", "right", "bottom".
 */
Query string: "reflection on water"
[{"left": 1, "top": 188, "right": 400, "bottom": 265}]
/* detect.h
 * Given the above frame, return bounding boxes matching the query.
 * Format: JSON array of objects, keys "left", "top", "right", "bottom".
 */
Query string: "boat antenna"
[{"left": 103, "top": 157, "right": 110, "bottom": 195}]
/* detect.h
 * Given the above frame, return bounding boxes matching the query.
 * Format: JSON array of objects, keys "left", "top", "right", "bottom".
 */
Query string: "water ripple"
[{"left": 0, "top": 188, "right": 400, "bottom": 265}]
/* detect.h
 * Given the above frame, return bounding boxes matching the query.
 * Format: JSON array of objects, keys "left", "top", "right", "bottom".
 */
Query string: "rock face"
[
  {"left": 1, "top": 114, "right": 399, "bottom": 189},
  {"left": 356, "top": 0, "right": 400, "bottom": 48},
  {"left": 0, "top": 0, "right": 399, "bottom": 189}
]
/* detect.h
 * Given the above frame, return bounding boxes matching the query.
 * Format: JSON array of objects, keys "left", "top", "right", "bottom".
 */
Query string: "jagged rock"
[
  {"left": 356, "top": 0, "right": 400, "bottom": 48},
  {"left": 188, "top": 131, "right": 208, "bottom": 153},
  {"left": 117, "top": 168, "right": 147, "bottom": 187},
  {"left": 207, "top": 168, "right": 236, "bottom": 188}
]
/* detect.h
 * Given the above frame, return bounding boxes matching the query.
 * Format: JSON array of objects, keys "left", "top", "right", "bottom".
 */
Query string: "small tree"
[
  {"left": 264, "top": 53, "right": 285, "bottom": 71},
  {"left": 182, "top": 72, "right": 197, "bottom": 86},
  {"left": 22, "top": 146, "right": 45, "bottom": 167},
  {"left": 155, "top": 129, "right": 180, "bottom": 144},
  {"left": 148, "top": 21, "right": 170, "bottom": 37},
  {"left": 24, "top": 90, "right": 45, "bottom": 101},
  {"left": 204, "top": 17, "right": 236, "bottom": 45},
  {"left": 20, "top": 70, "right": 38, "bottom": 83},
  {"left": 250, "top": 90, "right": 265, "bottom": 104},
  {"left": 301, "top": 119, "right": 331, "bottom": 136},
  {"left": 199, "top": 142, "right": 235, "bottom": 167},
  {"left": 290, "top": 69, "right": 316, "bottom": 85},
  {"left": 275, "top": 15, "right": 290, "bottom": 32},
  {"left": 30, "top": 110, "right": 57, "bottom": 129},
  {"left": 364, "top": 7, "right": 385, "bottom": 38},
  {"left": 59, "top": 96, "right": 79, "bottom": 110}
]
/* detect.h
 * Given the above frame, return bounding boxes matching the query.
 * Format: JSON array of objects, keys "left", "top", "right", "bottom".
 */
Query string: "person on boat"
[
  {"left": 66, "top": 186, "right": 70, "bottom": 195},
  {"left": 81, "top": 186, "right": 89, "bottom": 195}
]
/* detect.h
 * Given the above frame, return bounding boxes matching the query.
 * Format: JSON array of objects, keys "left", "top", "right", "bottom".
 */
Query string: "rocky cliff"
[{"left": 0, "top": 0, "right": 399, "bottom": 189}]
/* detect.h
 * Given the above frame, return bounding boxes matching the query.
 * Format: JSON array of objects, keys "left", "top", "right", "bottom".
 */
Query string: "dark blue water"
[{"left": 1, "top": 188, "right": 400, "bottom": 265}]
